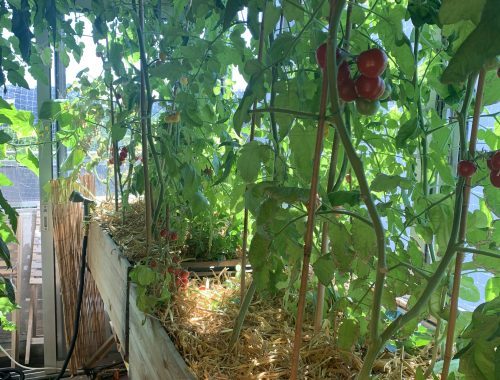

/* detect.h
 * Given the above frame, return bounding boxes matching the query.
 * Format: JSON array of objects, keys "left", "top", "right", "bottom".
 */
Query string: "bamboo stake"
[
  {"left": 289, "top": 45, "right": 330, "bottom": 380},
  {"left": 240, "top": 8, "right": 266, "bottom": 301},
  {"left": 441, "top": 68, "right": 486, "bottom": 380}
]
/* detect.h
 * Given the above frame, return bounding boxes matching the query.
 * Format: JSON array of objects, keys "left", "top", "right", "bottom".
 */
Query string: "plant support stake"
[
  {"left": 289, "top": 21, "right": 332, "bottom": 380},
  {"left": 441, "top": 68, "right": 486, "bottom": 380}
]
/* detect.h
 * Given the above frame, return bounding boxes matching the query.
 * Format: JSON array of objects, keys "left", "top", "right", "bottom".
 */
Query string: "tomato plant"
[{"left": 1, "top": 0, "right": 499, "bottom": 379}]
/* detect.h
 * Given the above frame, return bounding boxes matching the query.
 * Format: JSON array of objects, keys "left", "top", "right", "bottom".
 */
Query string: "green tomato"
[
  {"left": 355, "top": 98, "right": 380, "bottom": 116},
  {"left": 379, "top": 82, "right": 392, "bottom": 100}
]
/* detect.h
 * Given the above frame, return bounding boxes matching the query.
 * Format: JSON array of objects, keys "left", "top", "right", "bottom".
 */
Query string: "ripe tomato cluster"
[
  {"left": 108, "top": 146, "right": 128, "bottom": 165},
  {"left": 316, "top": 44, "right": 389, "bottom": 116},
  {"left": 487, "top": 151, "right": 500, "bottom": 188},
  {"left": 167, "top": 266, "right": 190, "bottom": 289},
  {"left": 160, "top": 228, "right": 179, "bottom": 241},
  {"left": 457, "top": 151, "right": 500, "bottom": 188}
]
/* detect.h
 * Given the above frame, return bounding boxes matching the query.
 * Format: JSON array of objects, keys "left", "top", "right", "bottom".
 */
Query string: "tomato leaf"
[
  {"left": 485, "top": 277, "right": 500, "bottom": 301},
  {"left": 313, "top": 254, "right": 335, "bottom": 286},
  {"left": 441, "top": 0, "right": 500, "bottom": 84},
  {"left": 328, "top": 190, "right": 361, "bottom": 207},
  {"left": 459, "top": 276, "right": 481, "bottom": 302},
  {"left": 439, "top": 0, "right": 486, "bottom": 25}
]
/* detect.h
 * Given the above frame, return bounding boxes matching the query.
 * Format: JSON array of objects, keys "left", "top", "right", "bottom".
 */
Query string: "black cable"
[
  {"left": 0, "top": 368, "right": 24, "bottom": 380},
  {"left": 55, "top": 235, "right": 88, "bottom": 380}
]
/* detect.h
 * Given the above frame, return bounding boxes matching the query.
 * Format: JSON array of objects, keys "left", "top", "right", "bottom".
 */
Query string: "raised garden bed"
[{"left": 87, "top": 221, "right": 196, "bottom": 379}]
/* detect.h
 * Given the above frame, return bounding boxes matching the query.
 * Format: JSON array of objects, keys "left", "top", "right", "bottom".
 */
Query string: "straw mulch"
[
  {"left": 158, "top": 276, "right": 431, "bottom": 379},
  {"left": 96, "top": 200, "right": 432, "bottom": 379}
]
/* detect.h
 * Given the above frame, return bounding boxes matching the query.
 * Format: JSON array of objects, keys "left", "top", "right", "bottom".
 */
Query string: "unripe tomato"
[
  {"left": 357, "top": 48, "right": 388, "bottom": 78},
  {"left": 355, "top": 75, "right": 385, "bottom": 100},
  {"left": 355, "top": 98, "right": 380, "bottom": 116},
  {"left": 490, "top": 151, "right": 500, "bottom": 171},
  {"left": 338, "top": 79, "right": 357, "bottom": 102},
  {"left": 379, "top": 82, "right": 392, "bottom": 100},
  {"left": 490, "top": 170, "right": 500, "bottom": 188},
  {"left": 457, "top": 160, "right": 477, "bottom": 177}
]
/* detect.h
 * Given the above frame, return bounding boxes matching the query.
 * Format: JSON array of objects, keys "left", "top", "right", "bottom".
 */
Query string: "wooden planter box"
[{"left": 87, "top": 222, "right": 196, "bottom": 380}]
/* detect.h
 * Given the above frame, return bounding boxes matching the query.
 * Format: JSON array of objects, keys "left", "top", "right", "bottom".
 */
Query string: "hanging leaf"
[
  {"left": 328, "top": 191, "right": 361, "bottom": 207},
  {"left": 485, "top": 277, "right": 500, "bottom": 301},
  {"left": 371, "top": 173, "right": 412, "bottom": 192},
  {"left": 337, "top": 318, "right": 360, "bottom": 351},
  {"left": 395, "top": 118, "right": 420, "bottom": 149},
  {"left": 0, "top": 237, "right": 11, "bottom": 268},
  {"left": 0, "top": 190, "right": 18, "bottom": 233},
  {"left": 439, "top": 0, "right": 486, "bottom": 25},
  {"left": 441, "top": 0, "right": 500, "bottom": 84},
  {"left": 459, "top": 276, "right": 481, "bottom": 302},
  {"left": 221, "top": 0, "right": 244, "bottom": 32},
  {"left": 15, "top": 148, "right": 39, "bottom": 176},
  {"left": 408, "top": 0, "right": 442, "bottom": 27},
  {"left": 0, "top": 130, "right": 11, "bottom": 144},
  {"left": 10, "top": 0, "right": 34, "bottom": 62},
  {"left": 313, "top": 254, "right": 335, "bottom": 286},
  {"left": 236, "top": 141, "right": 272, "bottom": 183}
]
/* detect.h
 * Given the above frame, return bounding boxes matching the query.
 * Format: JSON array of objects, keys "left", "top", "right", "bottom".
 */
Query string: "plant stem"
[
  {"left": 325, "top": 0, "right": 387, "bottom": 375},
  {"left": 455, "top": 246, "right": 500, "bottom": 260},
  {"left": 229, "top": 280, "right": 257, "bottom": 349},
  {"left": 441, "top": 68, "right": 486, "bottom": 380},
  {"left": 313, "top": 0, "right": 353, "bottom": 333},
  {"left": 290, "top": 3, "right": 341, "bottom": 378},
  {"left": 137, "top": 0, "right": 152, "bottom": 251},
  {"left": 240, "top": 8, "right": 266, "bottom": 302},
  {"left": 358, "top": 177, "right": 465, "bottom": 379},
  {"left": 313, "top": 134, "right": 339, "bottom": 332}
]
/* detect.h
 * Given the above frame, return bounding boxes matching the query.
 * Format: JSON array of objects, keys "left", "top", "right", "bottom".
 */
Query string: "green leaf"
[
  {"left": 38, "top": 100, "right": 62, "bottom": 120},
  {"left": 131, "top": 265, "right": 156, "bottom": 286},
  {"left": 269, "top": 33, "right": 295, "bottom": 64},
  {"left": 485, "top": 182, "right": 500, "bottom": 217},
  {"left": 237, "top": 141, "right": 272, "bottom": 183},
  {"left": 441, "top": 0, "right": 500, "bottom": 84},
  {"left": 0, "top": 174, "right": 12, "bottom": 187},
  {"left": 460, "top": 276, "right": 481, "bottom": 302},
  {"left": 337, "top": 318, "right": 360, "bottom": 351},
  {"left": 483, "top": 70, "right": 500, "bottom": 106},
  {"left": 264, "top": 186, "right": 309, "bottom": 204},
  {"left": 289, "top": 123, "right": 315, "bottom": 183},
  {"left": 439, "top": 0, "right": 486, "bottom": 25},
  {"left": 16, "top": 148, "right": 39, "bottom": 176},
  {"left": 190, "top": 191, "right": 209, "bottom": 216},
  {"left": 313, "top": 254, "right": 335, "bottom": 286},
  {"left": 485, "top": 277, "right": 500, "bottom": 302},
  {"left": 328, "top": 190, "right": 361, "bottom": 207},
  {"left": 11, "top": 0, "right": 34, "bottom": 62},
  {"left": 408, "top": 0, "right": 441, "bottom": 27},
  {"left": 371, "top": 173, "right": 411, "bottom": 192},
  {"left": 222, "top": 0, "right": 244, "bottom": 31},
  {"left": 248, "top": 232, "right": 272, "bottom": 290},
  {"left": 109, "top": 42, "right": 125, "bottom": 75},
  {"left": 60, "top": 148, "right": 85, "bottom": 173},
  {"left": 351, "top": 218, "right": 376, "bottom": 260},
  {"left": 7, "top": 69, "right": 29, "bottom": 89},
  {"left": 395, "top": 118, "right": 420, "bottom": 149},
  {"left": 0, "top": 130, "right": 12, "bottom": 144},
  {"left": 0, "top": 237, "right": 11, "bottom": 268},
  {"left": 111, "top": 122, "right": 127, "bottom": 142},
  {"left": 0, "top": 190, "right": 18, "bottom": 233}
]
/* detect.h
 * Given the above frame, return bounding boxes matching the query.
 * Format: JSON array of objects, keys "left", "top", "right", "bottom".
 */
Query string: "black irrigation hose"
[
  {"left": 0, "top": 368, "right": 25, "bottom": 380},
  {"left": 55, "top": 235, "right": 88, "bottom": 380}
]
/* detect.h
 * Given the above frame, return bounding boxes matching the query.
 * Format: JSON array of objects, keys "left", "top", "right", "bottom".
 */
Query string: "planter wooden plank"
[
  {"left": 128, "top": 285, "right": 196, "bottom": 380},
  {"left": 87, "top": 222, "right": 130, "bottom": 359}
]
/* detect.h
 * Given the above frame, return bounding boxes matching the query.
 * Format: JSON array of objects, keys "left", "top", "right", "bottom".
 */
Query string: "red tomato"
[
  {"left": 490, "top": 151, "right": 500, "bottom": 171},
  {"left": 357, "top": 48, "right": 388, "bottom": 78},
  {"left": 355, "top": 75, "right": 385, "bottom": 100},
  {"left": 457, "top": 160, "right": 477, "bottom": 177},
  {"left": 316, "top": 43, "right": 342, "bottom": 69},
  {"left": 160, "top": 228, "right": 168, "bottom": 238},
  {"left": 490, "top": 170, "right": 500, "bottom": 188},
  {"left": 338, "top": 78, "right": 357, "bottom": 102},
  {"left": 337, "top": 62, "right": 351, "bottom": 83}
]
